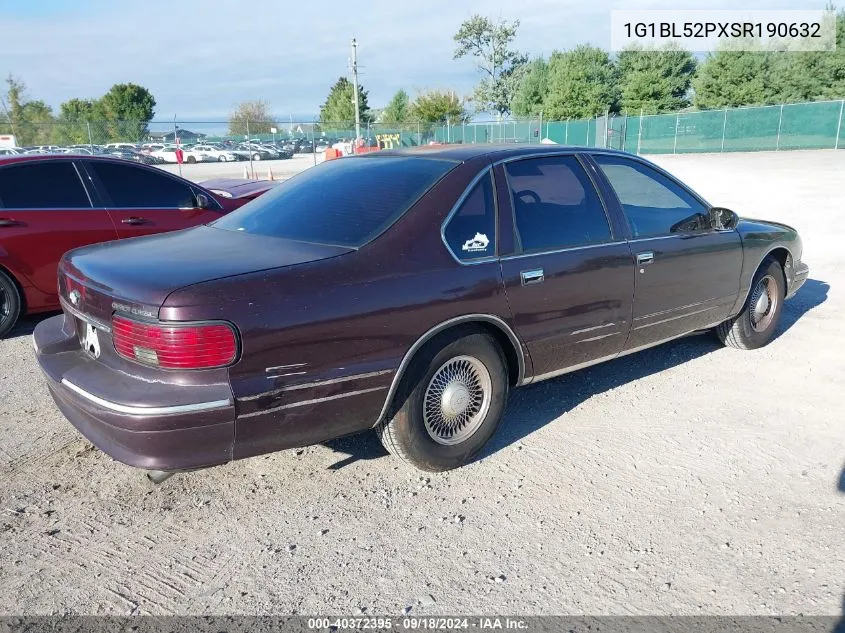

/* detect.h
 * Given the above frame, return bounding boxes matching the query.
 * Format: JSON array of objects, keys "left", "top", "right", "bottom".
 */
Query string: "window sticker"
[{"left": 462, "top": 233, "right": 490, "bottom": 253}]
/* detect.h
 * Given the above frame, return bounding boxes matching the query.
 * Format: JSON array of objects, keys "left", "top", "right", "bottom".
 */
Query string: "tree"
[
  {"left": 381, "top": 89, "right": 410, "bottom": 124},
  {"left": 1, "top": 75, "right": 56, "bottom": 145},
  {"left": 56, "top": 98, "right": 103, "bottom": 144},
  {"left": 616, "top": 44, "right": 697, "bottom": 114},
  {"left": 543, "top": 46, "right": 619, "bottom": 119},
  {"left": 693, "top": 46, "right": 777, "bottom": 108},
  {"left": 511, "top": 58, "right": 549, "bottom": 117},
  {"left": 319, "top": 77, "right": 372, "bottom": 126},
  {"left": 408, "top": 90, "right": 469, "bottom": 123},
  {"left": 769, "top": 10, "right": 845, "bottom": 101},
  {"left": 453, "top": 14, "right": 528, "bottom": 116},
  {"left": 98, "top": 83, "right": 156, "bottom": 141},
  {"left": 228, "top": 100, "right": 278, "bottom": 136}
]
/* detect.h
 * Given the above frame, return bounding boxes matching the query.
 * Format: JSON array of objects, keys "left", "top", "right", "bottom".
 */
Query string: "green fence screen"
[{"left": 429, "top": 99, "right": 845, "bottom": 154}]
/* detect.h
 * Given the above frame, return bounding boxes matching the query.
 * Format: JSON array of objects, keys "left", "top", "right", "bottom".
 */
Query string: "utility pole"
[{"left": 351, "top": 38, "right": 361, "bottom": 141}]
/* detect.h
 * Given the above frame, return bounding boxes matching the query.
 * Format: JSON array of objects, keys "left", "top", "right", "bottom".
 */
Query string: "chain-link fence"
[
  {"left": 436, "top": 99, "right": 844, "bottom": 153},
  {"left": 2, "top": 99, "right": 843, "bottom": 154}
]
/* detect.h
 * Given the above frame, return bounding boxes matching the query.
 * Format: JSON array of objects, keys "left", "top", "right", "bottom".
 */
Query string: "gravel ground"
[{"left": 1, "top": 150, "right": 843, "bottom": 616}]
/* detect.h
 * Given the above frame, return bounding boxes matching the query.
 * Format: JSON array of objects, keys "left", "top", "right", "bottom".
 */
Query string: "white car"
[
  {"left": 105, "top": 142, "right": 139, "bottom": 151},
  {"left": 150, "top": 147, "right": 212, "bottom": 164},
  {"left": 191, "top": 144, "right": 238, "bottom": 162}
]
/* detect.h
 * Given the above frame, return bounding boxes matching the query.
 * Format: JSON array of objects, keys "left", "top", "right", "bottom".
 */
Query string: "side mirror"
[
  {"left": 195, "top": 193, "right": 210, "bottom": 209},
  {"left": 709, "top": 207, "right": 739, "bottom": 230}
]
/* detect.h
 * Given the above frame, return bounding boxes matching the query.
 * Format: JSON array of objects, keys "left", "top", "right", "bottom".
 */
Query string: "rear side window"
[
  {"left": 505, "top": 156, "right": 611, "bottom": 252},
  {"left": 87, "top": 161, "right": 196, "bottom": 208},
  {"left": 0, "top": 161, "right": 90, "bottom": 209},
  {"left": 212, "top": 156, "right": 456, "bottom": 247},
  {"left": 443, "top": 172, "right": 496, "bottom": 261}
]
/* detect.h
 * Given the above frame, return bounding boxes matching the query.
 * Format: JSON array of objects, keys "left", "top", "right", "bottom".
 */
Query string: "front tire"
[
  {"left": 0, "top": 270, "right": 22, "bottom": 338},
  {"left": 377, "top": 331, "right": 508, "bottom": 472},
  {"left": 716, "top": 257, "right": 784, "bottom": 350}
]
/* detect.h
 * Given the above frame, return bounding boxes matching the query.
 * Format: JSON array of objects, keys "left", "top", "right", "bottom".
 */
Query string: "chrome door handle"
[
  {"left": 636, "top": 251, "right": 654, "bottom": 265},
  {"left": 121, "top": 217, "right": 148, "bottom": 225},
  {"left": 521, "top": 269, "right": 544, "bottom": 286}
]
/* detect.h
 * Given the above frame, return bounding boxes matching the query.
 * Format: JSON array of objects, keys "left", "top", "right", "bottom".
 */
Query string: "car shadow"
[
  {"left": 839, "top": 462, "right": 845, "bottom": 495},
  {"left": 5, "top": 311, "right": 58, "bottom": 340},
  {"left": 482, "top": 277, "right": 828, "bottom": 459},
  {"left": 322, "top": 433, "right": 389, "bottom": 470},
  {"left": 324, "top": 279, "right": 828, "bottom": 470},
  {"left": 778, "top": 278, "right": 828, "bottom": 334},
  {"left": 837, "top": 591, "right": 845, "bottom": 633}
]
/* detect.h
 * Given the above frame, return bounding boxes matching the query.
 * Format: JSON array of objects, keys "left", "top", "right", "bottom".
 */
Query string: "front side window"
[
  {"left": 504, "top": 155, "right": 612, "bottom": 252},
  {"left": 443, "top": 172, "right": 496, "bottom": 261},
  {"left": 87, "top": 161, "right": 196, "bottom": 208},
  {"left": 593, "top": 155, "right": 709, "bottom": 238},
  {"left": 0, "top": 161, "right": 91, "bottom": 209},
  {"left": 213, "top": 156, "right": 456, "bottom": 247}
]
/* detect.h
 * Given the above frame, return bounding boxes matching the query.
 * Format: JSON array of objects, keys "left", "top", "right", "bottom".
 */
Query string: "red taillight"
[{"left": 112, "top": 315, "right": 237, "bottom": 369}]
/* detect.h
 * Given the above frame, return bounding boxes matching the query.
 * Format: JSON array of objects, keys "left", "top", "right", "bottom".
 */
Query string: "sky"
[{"left": 0, "top": 0, "right": 826, "bottom": 123}]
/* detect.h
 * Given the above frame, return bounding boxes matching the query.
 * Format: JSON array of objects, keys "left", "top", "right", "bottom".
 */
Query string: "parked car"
[
  {"left": 140, "top": 143, "right": 166, "bottom": 154},
  {"left": 104, "top": 143, "right": 139, "bottom": 151},
  {"left": 105, "top": 148, "right": 163, "bottom": 165},
  {"left": 150, "top": 146, "right": 211, "bottom": 164},
  {"left": 61, "top": 147, "right": 108, "bottom": 156},
  {"left": 0, "top": 155, "right": 274, "bottom": 336},
  {"left": 199, "top": 177, "right": 281, "bottom": 201},
  {"left": 191, "top": 144, "right": 238, "bottom": 162},
  {"left": 33, "top": 146, "right": 808, "bottom": 481},
  {"left": 265, "top": 144, "right": 293, "bottom": 159},
  {"left": 235, "top": 144, "right": 272, "bottom": 161}
]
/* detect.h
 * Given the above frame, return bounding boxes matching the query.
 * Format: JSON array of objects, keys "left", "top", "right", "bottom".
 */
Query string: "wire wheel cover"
[
  {"left": 423, "top": 355, "right": 492, "bottom": 445},
  {"left": 750, "top": 274, "right": 778, "bottom": 333}
]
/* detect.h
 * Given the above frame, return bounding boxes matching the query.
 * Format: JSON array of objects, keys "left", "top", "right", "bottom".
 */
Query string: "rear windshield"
[{"left": 212, "top": 156, "right": 456, "bottom": 247}]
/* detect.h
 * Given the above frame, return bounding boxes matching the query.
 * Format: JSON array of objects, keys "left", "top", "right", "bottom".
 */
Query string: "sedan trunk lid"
[{"left": 59, "top": 225, "right": 353, "bottom": 323}]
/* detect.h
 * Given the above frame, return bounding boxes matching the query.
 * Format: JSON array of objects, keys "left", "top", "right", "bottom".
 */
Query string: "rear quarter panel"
[{"left": 159, "top": 157, "right": 520, "bottom": 458}]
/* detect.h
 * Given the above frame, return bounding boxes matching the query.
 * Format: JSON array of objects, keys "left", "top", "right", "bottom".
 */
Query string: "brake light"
[{"left": 112, "top": 315, "right": 237, "bottom": 369}]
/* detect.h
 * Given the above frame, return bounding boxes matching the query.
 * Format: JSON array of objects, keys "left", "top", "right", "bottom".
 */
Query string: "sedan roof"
[{"left": 372, "top": 143, "right": 631, "bottom": 162}]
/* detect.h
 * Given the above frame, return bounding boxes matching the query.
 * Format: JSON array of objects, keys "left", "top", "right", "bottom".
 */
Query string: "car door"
[
  {"left": 82, "top": 159, "right": 223, "bottom": 238},
  {"left": 0, "top": 159, "right": 117, "bottom": 305},
  {"left": 590, "top": 153, "right": 742, "bottom": 351},
  {"left": 497, "top": 154, "right": 635, "bottom": 382}
]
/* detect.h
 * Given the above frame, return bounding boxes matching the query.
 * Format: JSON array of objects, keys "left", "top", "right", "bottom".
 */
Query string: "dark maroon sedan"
[{"left": 34, "top": 145, "right": 808, "bottom": 478}]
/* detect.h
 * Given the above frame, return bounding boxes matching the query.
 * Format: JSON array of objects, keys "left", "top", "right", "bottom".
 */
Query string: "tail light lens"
[{"left": 112, "top": 315, "right": 238, "bottom": 369}]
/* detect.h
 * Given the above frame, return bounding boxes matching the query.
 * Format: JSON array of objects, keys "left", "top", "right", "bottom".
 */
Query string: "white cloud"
[{"left": 0, "top": 0, "right": 823, "bottom": 120}]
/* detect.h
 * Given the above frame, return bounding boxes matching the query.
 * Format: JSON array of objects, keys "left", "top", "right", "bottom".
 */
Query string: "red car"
[{"left": 0, "top": 155, "right": 274, "bottom": 336}]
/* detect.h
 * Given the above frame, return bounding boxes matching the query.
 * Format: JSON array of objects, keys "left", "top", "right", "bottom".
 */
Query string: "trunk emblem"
[{"left": 69, "top": 289, "right": 81, "bottom": 306}]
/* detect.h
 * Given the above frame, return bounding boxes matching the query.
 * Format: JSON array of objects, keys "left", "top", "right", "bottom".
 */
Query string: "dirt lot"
[
  {"left": 1, "top": 150, "right": 843, "bottom": 616},
  {"left": 158, "top": 154, "right": 322, "bottom": 182}
]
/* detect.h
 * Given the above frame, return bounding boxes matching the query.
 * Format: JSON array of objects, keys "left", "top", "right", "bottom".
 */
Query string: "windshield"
[{"left": 212, "top": 155, "right": 456, "bottom": 247}]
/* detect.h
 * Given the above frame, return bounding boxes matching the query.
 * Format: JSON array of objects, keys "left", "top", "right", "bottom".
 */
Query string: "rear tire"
[
  {"left": 218, "top": 155, "right": 226, "bottom": 162},
  {"left": 186, "top": 156, "right": 196, "bottom": 164},
  {"left": 376, "top": 331, "right": 508, "bottom": 472},
  {"left": 716, "top": 257, "right": 784, "bottom": 350},
  {"left": 0, "top": 270, "right": 22, "bottom": 338}
]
